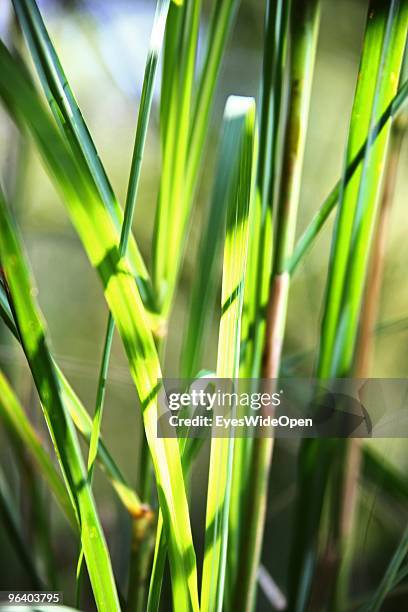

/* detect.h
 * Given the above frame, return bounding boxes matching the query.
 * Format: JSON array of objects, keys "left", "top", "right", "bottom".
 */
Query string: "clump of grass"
[{"left": 0, "top": 0, "right": 407, "bottom": 610}]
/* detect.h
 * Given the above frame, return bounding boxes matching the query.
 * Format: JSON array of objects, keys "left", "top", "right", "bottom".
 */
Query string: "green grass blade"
[
  {"left": 0, "top": 370, "right": 76, "bottom": 529},
  {"left": 242, "top": 0, "right": 289, "bottom": 379},
  {"left": 148, "top": 95, "right": 257, "bottom": 612},
  {"left": 317, "top": 0, "right": 408, "bottom": 379},
  {"left": 180, "top": 98, "right": 242, "bottom": 379},
  {"left": 232, "top": 8, "right": 289, "bottom": 589},
  {"left": 153, "top": 0, "right": 202, "bottom": 313},
  {"left": 236, "top": 3, "right": 321, "bottom": 611},
  {"left": 80, "top": 0, "right": 170, "bottom": 590},
  {"left": 0, "top": 282, "right": 145, "bottom": 519},
  {"left": 201, "top": 95, "right": 256, "bottom": 612},
  {"left": 87, "top": 0, "right": 170, "bottom": 480},
  {"left": 0, "top": 188, "right": 120, "bottom": 611},
  {"left": 288, "top": 3, "right": 408, "bottom": 609},
  {"left": 146, "top": 514, "right": 166, "bottom": 612},
  {"left": 184, "top": 0, "right": 240, "bottom": 208},
  {"left": 0, "top": 45, "right": 198, "bottom": 612},
  {"left": 288, "top": 78, "right": 408, "bottom": 275},
  {"left": 11, "top": 0, "right": 154, "bottom": 309},
  {"left": 153, "top": 0, "right": 240, "bottom": 317}
]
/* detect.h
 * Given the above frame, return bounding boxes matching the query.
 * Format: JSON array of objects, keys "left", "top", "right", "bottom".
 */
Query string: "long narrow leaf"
[
  {"left": 201, "top": 95, "right": 256, "bottom": 612},
  {"left": 289, "top": 3, "right": 408, "bottom": 608},
  {"left": 317, "top": 0, "right": 408, "bottom": 379},
  {"left": 0, "top": 44, "right": 199, "bottom": 612},
  {"left": 238, "top": 3, "right": 321, "bottom": 611},
  {"left": 153, "top": 0, "right": 201, "bottom": 313},
  {"left": 153, "top": 0, "right": 240, "bottom": 317},
  {"left": 0, "top": 187, "right": 120, "bottom": 611}
]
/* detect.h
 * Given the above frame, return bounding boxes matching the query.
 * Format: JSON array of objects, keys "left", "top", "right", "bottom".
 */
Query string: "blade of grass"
[
  {"left": 87, "top": 0, "right": 170, "bottom": 493},
  {"left": 153, "top": 0, "right": 201, "bottom": 312},
  {"left": 242, "top": 0, "right": 289, "bottom": 379},
  {"left": 78, "top": 0, "right": 170, "bottom": 598},
  {"left": 229, "top": 6, "right": 289, "bottom": 601},
  {"left": 153, "top": 0, "right": 240, "bottom": 317},
  {"left": 184, "top": 0, "right": 240, "bottom": 210},
  {"left": 334, "top": 50, "right": 408, "bottom": 612},
  {"left": 0, "top": 187, "right": 120, "bottom": 611},
  {"left": 201, "top": 95, "right": 256, "bottom": 612},
  {"left": 0, "top": 45, "right": 199, "bottom": 612},
  {"left": 356, "top": 128, "right": 406, "bottom": 377},
  {"left": 227, "top": 3, "right": 290, "bottom": 604},
  {"left": 147, "top": 95, "right": 256, "bottom": 612},
  {"left": 180, "top": 95, "right": 242, "bottom": 379},
  {"left": 288, "top": 3, "right": 408, "bottom": 609},
  {"left": 235, "top": 4, "right": 321, "bottom": 611},
  {"left": 0, "top": 281, "right": 146, "bottom": 520},
  {"left": 11, "top": 0, "right": 155, "bottom": 312},
  {"left": 288, "top": 78, "right": 408, "bottom": 275},
  {"left": 317, "top": 1, "right": 407, "bottom": 380}
]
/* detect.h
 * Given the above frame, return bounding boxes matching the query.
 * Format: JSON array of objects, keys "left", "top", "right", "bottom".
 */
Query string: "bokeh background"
[{"left": 0, "top": 0, "right": 407, "bottom": 608}]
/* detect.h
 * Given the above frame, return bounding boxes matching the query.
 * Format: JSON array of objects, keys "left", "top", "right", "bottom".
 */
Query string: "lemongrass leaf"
[
  {"left": 0, "top": 44, "right": 199, "bottom": 612},
  {"left": 0, "top": 186, "right": 121, "bottom": 611},
  {"left": 201, "top": 95, "right": 256, "bottom": 612},
  {"left": 289, "top": 3, "right": 408, "bottom": 608}
]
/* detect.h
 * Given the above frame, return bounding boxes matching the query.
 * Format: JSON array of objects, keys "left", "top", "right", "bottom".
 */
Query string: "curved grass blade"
[
  {"left": 79, "top": 0, "right": 170, "bottom": 594},
  {"left": 0, "top": 188, "right": 120, "bottom": 611},
  {"left": 201, "top": 95, "right": 256, "bottom": 612},
  {"left": 11, "top": 0, "right": 154, "bottom": 310},
  {"left": 87, "top": 0, "right": 170, "bottom": 490},
  {"left": 0, "top": 282, "right": 145, "bottom": 519},
  {"left": 0, "top": 45, "right": 198, "bottom": 612}
]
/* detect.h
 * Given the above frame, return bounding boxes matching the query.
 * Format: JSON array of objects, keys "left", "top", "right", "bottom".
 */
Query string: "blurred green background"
[{"left": 0, "top": 0, "right": 407, "bottom": 608}]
